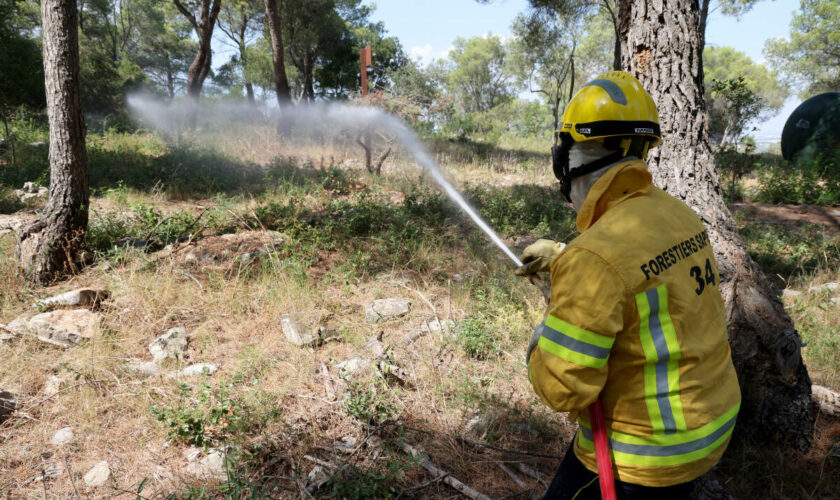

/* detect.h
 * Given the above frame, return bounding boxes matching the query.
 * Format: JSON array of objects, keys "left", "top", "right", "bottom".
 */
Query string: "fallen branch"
[
  {"left": 396, "top": 440, "right": 491, "bottom": 500},
  {"left": 458, "top": 435, "right": 564, "bottom": 459},
  {"left": 813, "top": 384, "right": 840, "bottom": 416},
  {"left": 498, "top": 462, "right": 529, "bottom": 489},
  {"left": 515, "top": 462, "right": 548, "bottom": 486}
]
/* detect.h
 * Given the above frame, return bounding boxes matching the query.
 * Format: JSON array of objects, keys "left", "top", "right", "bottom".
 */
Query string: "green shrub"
[
  {"left": 150, "top": 378, "right": 259, "bottom": 448},
  {"left": 322, "top": 459, "right": 411, "bottom": 499},
  {"left": 457, "top": 314, "right": 499, "bottom": 360},
  {"left": 342, "top": 380, "right": 396, "bottom": 425}
]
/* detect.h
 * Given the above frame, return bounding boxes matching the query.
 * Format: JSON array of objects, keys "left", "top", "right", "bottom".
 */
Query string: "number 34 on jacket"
[{"left": 527, "top": 159, "right": 741, "bottom": 488}]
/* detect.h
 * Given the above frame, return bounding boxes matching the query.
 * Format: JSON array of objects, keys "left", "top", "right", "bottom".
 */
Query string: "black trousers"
[{"left": 541, "top": 445, "right": 695, "bottom": 500}]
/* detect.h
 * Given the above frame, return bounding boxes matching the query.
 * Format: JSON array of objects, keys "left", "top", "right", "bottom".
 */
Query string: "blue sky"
[{"left": 367, "top": 0, "right": 803, "bottom": 142}]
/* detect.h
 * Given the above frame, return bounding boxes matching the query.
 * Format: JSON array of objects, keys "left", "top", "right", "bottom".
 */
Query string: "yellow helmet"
[{"left": 558, "top": 71, "right": 661, "bottom": 148}]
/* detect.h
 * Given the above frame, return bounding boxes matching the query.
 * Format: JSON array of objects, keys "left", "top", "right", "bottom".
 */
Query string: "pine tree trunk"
[
  {"left": 174, "top": 0, "right": 221, "bottom": 100},
  {"left": 619, "top": 0, "right": 814, "bottom": 450},
  {"left": 264, "top": 0, "right": 291, "bottom": 105},
  {"left": 16, "top": 0, "right": 89, "bottom": 284}
]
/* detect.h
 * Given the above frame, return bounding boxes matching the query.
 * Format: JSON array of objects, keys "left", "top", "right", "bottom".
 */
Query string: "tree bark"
[
  {"left": 264, "top": 0, "right": 291, "bottom": 105},
  {"left": 619, "top": 0, "right": 814, "bottom": 451},
  {"left": 16, "top": 0, "right": 89, "bottom": 284},
  {"left": 173, "top": 0, "right": 221, "bottom": 100}
]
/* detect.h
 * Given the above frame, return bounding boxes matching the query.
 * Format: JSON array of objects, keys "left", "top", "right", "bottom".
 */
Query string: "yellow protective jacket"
[{"left": 528, "top": 159, "right": 741, "bottom": 487}]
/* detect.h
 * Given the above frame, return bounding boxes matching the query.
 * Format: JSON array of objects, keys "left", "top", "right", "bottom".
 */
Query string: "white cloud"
[
  {"left": 439, "top": 45, "right": 454, "bottom": 59},
  {"left": 410, "top": 43, "right": 434, "bottom": 65}
]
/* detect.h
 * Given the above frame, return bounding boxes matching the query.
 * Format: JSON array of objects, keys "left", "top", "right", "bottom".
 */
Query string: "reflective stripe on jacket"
[{"left": 528, "top": 159, "right": 741, "bottom": 487}]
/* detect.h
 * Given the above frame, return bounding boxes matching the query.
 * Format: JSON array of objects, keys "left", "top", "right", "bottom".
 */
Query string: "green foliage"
[
  {"left": 322, "top": 459, "right": 410, "bottom": 499},
  {"left": 708, "top": 77, "right": 764, "bottom": 149},
  {"left": 752, "top": 145, "right": 840, "bottom": 205},
  {"left": 342, "top": 380, "right": 396, "bottom": 425},
  {"left": 447, "top": 35, "right": 515, "bottom": 113},
  {"left": 704, "top": 46, "right": 789, "bottom": 147},
  {"left": 0, "top": 0, "right": 44, "bottom": 109},
  {"left": 457, "top": 314, "right": 499, "bottom": 360},
  {"left": 0, "top": 185, "right": 23, "bottom": 214},
  {"left": 765, "top": 0, "right": 840, "bottom": 98},
  {"left": 150, "top": 378, "right": 261, "bottom": 448},
  {"left": 738, "top": 219, "right": 840, "bottom": 283},
  {"left": 466, "top": 183, "right": 576, "bottom": 238}
]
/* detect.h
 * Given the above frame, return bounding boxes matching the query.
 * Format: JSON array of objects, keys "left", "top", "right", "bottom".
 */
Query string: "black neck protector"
[{"left": 551, "top": 133, "right": 625, "bottom": 203}]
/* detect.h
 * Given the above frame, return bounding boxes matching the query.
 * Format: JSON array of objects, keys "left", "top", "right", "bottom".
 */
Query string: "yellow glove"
[{"left": 515, "top": 239, "right": 566, "bottom": 276}]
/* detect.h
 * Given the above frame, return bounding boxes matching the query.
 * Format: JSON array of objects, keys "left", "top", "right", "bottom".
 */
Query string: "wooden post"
[{"left": 360, "top": 45, "right": 372, "bottom": 170}]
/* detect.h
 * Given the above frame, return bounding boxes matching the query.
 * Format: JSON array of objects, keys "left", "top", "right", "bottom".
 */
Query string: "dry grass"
[{"left": 0, "top": 130, "right": 837, "bottom": 499}]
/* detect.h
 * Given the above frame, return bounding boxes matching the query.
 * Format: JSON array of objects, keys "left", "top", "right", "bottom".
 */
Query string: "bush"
[
  {"left": 457, "top": 314, "right": 499, "bottom": 360},
  {"left": 150, "top": 378, "right": 260, "bottom": 448},
  {"left": 753, "top": 145, "right": 840, "bottom": 205}
]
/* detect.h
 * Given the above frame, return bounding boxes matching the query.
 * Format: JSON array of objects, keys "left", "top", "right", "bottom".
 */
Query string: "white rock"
[
  {"left": 809, "top": 282, "right": 839, "bottom": 294},
  {"left": 185, "top": 449, "right": 227, "bottom": 480},
  {"left": 16, "top": 309, "right": 100, "bottom": 347},
  {"left": 830, "top": 297, "right": 840, "bottom": 305},
  {"left": 127, "top": 360, "right": 160, "bottom": 376},
  {"left": 33, "top": 462, "right": 63, "bottom": 482},
  {"left": 281, "top": 310, "right": 329, "bottom": 346},
  {"left": 782, "top": 289, "right": 802, "bottom": 299},
  {"left": 149, "top": 327, "right": 188, "bottom": 362},
  {"left": 50, "top": 427, "right": 74, "bottom": 446},
  {"left": 422, "top": 319, "right": 456, "bottom": 333},
  {"left": 0, "top": 390, "right": 16, "bottom": 422},
  {"left": 44, "top": 375, "right": 66, "bottom": 396},
  {"left": 34, "top": 288, "right": 110, "bottom": 311},
  {"left": 83, "top": 461, "right": 110, "bottom": 487},
  {"left": 335, "top": 358, "right": 373, "bottom": 378},
  {"left": 365, "top": 298, "right": 411, "bottom": 323},
  {"left": 184, "top": 447, "right": 202, "bottom": 462},
  {"left": 177, "top": 363, "right": 218, "bottom": 377},
  {"left": 365, "top": 333, "right": 387, "bottom": 357}
]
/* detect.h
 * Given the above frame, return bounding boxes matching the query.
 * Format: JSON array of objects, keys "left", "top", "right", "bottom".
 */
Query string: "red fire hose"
[{"left": 589, "top": 397, "right": 617, "bottom": 500}]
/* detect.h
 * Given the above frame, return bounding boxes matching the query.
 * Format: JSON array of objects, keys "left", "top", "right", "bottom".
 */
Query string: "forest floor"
[{"left": 0, "top": 131, "right": 838, "bottom": 499}]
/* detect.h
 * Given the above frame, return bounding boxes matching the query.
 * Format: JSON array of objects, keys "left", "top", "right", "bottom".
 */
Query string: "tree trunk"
[
  {"left": 619, "top": 0, "right": 814, "bottom": 451},
  {"left": 174, "top": 0, "right": 221, "bottom": 100},
  {"left": 16, "top": 0, "right": 89, "bottom": 284},
  {"left": 264, "top": 0, "right": 291, "bottom": 105}
]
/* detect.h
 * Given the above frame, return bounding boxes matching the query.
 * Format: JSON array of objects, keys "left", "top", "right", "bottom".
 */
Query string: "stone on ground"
[
  {"left": 782, "top": 289, "right": 802, "bottom": 299},
  {"left": 8, "top": 309, "right": 100, "bottom": 347},
  {"left": 335, "top": 358, "right": 373, "bottom": 378},
  {"left": 50, "top": 427, "right": 74, "bottom": 446},
  {"left": 127, "top": 360, "right": 160, "bottom": 377},
  {"left": 281, "top": 310, "right": 331, "bottom": 346},
  {"left": 0, "top": 390, "right": 16, "bottom": 422},
  {"left": 365, "top": 298, "right": 411, "bottom": 323},
  {"left": 83, "top": 461, "right": 110, "bottom": 487},
  {"left": 149, "top": 327, "right": 188, "bottom": 362},
  {"left": 34, "top": 288, "right": 110, "bottom": 311},
  {"left": 43, "top": 375, "right": 66, "bottom": 396},
  {"left": 185, "top": 448, "right": 227, "bottom": 480},
  {"left": 13, "top": 182, "right": 48, "bottom": 203},
  {"left": 176, "top": 363, "right": 218, "bottom": 377},
  {"left": 809, "top": 282, "right": 838, "bottom": 294}
]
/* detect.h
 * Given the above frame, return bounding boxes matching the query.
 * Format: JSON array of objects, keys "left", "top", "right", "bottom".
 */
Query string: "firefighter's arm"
[{"left": 527, "top": 247, "right": 627, "bottom": 413}]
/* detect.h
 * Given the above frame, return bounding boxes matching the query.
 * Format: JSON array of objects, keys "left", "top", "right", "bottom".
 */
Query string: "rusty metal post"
[{"left": 360, "top": 45, "right": 372, "bottom": 170}]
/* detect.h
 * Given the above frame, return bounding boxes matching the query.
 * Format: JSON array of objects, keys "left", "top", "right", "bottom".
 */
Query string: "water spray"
[{"left": 127, "top": 96, "right": 524, "bottom": 267}]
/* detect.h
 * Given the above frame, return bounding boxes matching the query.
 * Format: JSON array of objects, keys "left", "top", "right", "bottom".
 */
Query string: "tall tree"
[
  {"left": 523, "top": 0, "right": 620, "bottom": 70},
  {"left": 447, "top": 35, "right": 515, "bottom": 113},
  {"left": 263, "top": 0, "right": 291, "bottom": 104},
  {"left": 16, "top": 0, "right": 89, "bottom": 283},
  {"left": 131, "top": 0, "right": 195, "bottom": 98},
  {"left": 217, "top": 0, "right": 261, "bottom": 102},
  {"left": 765, "top": 0, "right": 840, "bottom": 98},
  {"left": 173, "top": 0, "right": 221, "bottom": 100},
  {"left": 619, "top": 0, "right": 814, "bottom": 450},
  {"left": 704, "top": 46, "right": 789, "bottom": 148}
]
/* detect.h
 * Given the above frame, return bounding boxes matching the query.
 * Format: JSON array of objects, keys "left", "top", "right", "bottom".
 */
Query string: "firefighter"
[{"left": 516, "top": 71, "right": 741, "bottom": 499}]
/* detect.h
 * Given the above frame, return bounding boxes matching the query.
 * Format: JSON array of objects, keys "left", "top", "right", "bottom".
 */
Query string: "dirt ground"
[{"left": 732, "top": 202, "right": 840, "bottom": 235}]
